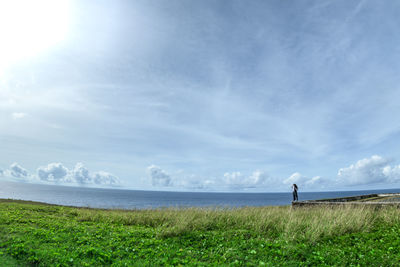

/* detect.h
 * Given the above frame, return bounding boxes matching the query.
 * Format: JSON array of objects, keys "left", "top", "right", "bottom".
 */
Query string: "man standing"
[{"left": 292, "top": 184, "right": 298, "bottom": 202}]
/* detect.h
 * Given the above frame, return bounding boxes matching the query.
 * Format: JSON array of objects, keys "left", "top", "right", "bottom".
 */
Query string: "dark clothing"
[{"left": 292, "top": 190, "right": 298, "bottom": 201}]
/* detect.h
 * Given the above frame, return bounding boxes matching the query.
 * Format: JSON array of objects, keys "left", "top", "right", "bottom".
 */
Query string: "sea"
[{"left": 1, "top": 180, "right": 399, "bottom": 209}]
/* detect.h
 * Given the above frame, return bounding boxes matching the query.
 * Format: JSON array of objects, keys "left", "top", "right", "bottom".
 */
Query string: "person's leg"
[
  {"left": 295, "top": 191, "right": 298, "bottom": 201},
  {"left": 292, "top": 191, "right": 296, "bottom": 201}
]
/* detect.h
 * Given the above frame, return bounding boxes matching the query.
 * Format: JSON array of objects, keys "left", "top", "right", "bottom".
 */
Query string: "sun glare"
[{"left": 0, "top": 0, "right": 71, "bottom": 71}]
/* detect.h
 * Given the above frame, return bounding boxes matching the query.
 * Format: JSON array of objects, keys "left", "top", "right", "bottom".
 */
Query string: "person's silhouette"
[{"left": 292, "top": 184, "right": 298, "bottom": 202}]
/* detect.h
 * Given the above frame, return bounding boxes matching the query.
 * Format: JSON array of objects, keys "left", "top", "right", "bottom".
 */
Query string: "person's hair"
[{"left": 293, "top": 184, "right": 298, "bottom": 189}]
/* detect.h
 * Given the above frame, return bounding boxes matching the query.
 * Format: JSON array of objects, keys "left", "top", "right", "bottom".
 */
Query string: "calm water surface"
[{"left": 0, "top": 180, "right": 399, "bottom": 209}]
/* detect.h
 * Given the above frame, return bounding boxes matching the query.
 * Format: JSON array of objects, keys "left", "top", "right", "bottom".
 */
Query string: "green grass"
[{"left": 1, "top": 199, "right": 400, "bottom": 266}]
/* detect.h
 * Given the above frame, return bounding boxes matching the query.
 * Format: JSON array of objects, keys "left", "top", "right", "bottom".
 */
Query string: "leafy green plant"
[{"left": 0, "top": 199, "right": 400, "bottom": 266}]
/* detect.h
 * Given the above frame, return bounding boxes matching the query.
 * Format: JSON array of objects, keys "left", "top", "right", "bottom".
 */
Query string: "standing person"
[{"left": 292, "top": 184, "right": 298, "bottom": 202}]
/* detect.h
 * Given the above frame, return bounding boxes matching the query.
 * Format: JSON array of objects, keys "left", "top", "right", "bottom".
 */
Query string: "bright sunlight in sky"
[
  {"left": 0, "top": 0, "right": 70, "bottom": 71},
  {"left": 2, "top": 0, "right": 400, "bottom": 192}
]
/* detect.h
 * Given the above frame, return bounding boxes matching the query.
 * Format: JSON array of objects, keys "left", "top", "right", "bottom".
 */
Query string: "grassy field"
[{"left": 0, "top": 199, "right": 400, "bottom": 266}]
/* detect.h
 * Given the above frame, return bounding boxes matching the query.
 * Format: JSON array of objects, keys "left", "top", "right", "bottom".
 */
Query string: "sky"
[{"left": 1, "top": 0, "right": 400, "bottom": 192}]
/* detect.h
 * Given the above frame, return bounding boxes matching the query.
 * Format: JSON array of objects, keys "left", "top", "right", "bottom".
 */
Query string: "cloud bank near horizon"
[
  {"left": 2, "top": 155, "right": 400, "bottom": 191},
  {"left": 147, "top": 155, "right": 400, "bottom": 191},
  {"left": 284, "top": 155, "right": 400, "bottom": 189},
  {"left": 0, "top": 162, "right": 120, "bottom": 187},
  {"left": 337, "top": 155, "right": 400, "bottom": 186}
]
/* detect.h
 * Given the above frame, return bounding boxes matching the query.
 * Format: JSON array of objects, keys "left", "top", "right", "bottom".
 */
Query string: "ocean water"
[{"left": 0, "top": 180, "right": 399, "bottom": 209}]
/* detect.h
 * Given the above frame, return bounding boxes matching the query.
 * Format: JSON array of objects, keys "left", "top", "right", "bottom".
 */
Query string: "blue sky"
[{"left": 1, "top": 0, "right": 400, "bottom": 191}]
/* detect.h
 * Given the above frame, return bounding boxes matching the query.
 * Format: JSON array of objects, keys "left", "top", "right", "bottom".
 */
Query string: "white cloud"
[
  {"left": 9, "top": 162, "right": 28, "bottom": 179},
  {"left": 283, "top": 172, "right": 328, "bottom": 190},
  {"left": 305, "top": 176, "right": 326, "bottom": 187},
  {"left": 174, "top": 172, "right": 215, "bottom": 189},
  {"left": 283, "top": 155, "right": 400, "bottom": 190},
  {"left": 382, "top": 165, "right": 400, "bottom": 183},
  {"left": 37, "top": 162, "right": 68, "bottom": 182},
  {"left": 69, "top": 162, "right": 120, "bottom": 186},
  {"left": 67, "top": 163, "right": 120, "bottom": 186},
  {"left": 2, "top": 161, "right": 120, "bottom": 187},
  {"left": 283, "top": 172, "right": 306, "bottom": 185},
  {"left": 147, "top": 165, "right": 172, "bottom": 186},
  {"left": 146, "top": 168, "right": 272, "bottom": 190},
  {"left": 223, "top": 170, "right": 269, "bottom": 189},
  {"left": 248, "top": 170, "right": 269, "bottom": 185},
  {"left": 186, "top": 178, "right": 215, "bottom": 189},
  {"left": 337, "top": 155, "right": 391, "bottom": 185},
  {"left": 93, "top": 171, "right": 120, "bottom": 185},
  {"left": 11, "top": 112, "right": 27, "bottom": 119},
  {"left": 71, "top": 162, "right": 91, "bottom": 184},
  {"left": 147, "top": 166, "right": 276, "bottom": 190},
  {"left": 223, "top": 172, "right": 243, "bottom": 187}
]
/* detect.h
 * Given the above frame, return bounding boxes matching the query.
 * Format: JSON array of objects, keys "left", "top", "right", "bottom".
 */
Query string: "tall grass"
[
  {"left": 2, "top": 200, "right": 400, "bottom": 265},
  {"left": 73, "top": 205, "right": 400, "bottom": 242}
]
